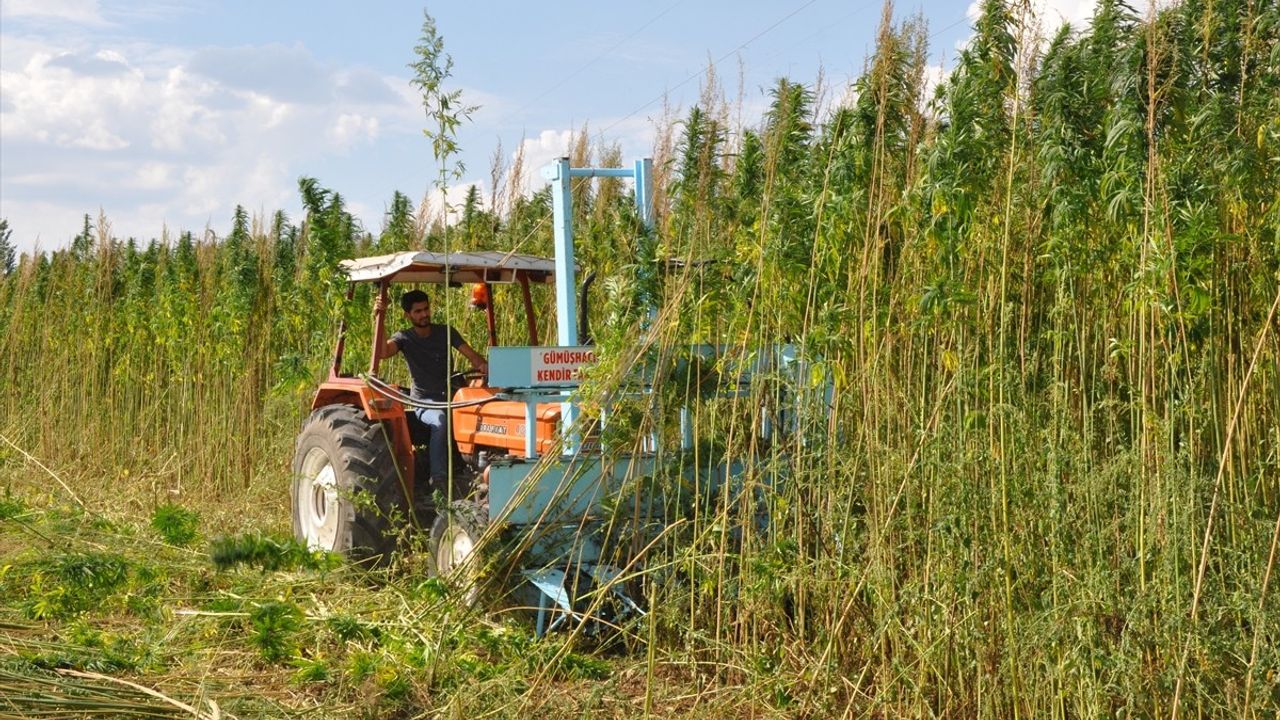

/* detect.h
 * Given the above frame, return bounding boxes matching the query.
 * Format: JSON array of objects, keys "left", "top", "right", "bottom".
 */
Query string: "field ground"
[{"left": 0, "top": 477, "right": 792, "bottom": 719}]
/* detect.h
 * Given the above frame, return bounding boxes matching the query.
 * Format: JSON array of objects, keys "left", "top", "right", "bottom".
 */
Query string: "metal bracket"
[
  {"left": 523, "top": 563, "right": 646, "bottom": 637},
  {"left": 541, "top": 157, "right": 654, "bottom": 455}
]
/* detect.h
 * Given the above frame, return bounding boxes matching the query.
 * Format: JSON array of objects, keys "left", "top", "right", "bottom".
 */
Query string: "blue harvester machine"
[{"left": 293, "top": 157, "right": 816, "bottom": 635}]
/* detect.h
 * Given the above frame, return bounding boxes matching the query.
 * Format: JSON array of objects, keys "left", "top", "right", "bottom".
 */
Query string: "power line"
[
  {"left": 929, "top": 11, "right": 973, "bottom": 42},
  {"left": 755, "top": 0, "right": 882, "bottom": 69},
  {"left": 389, "top": 2, "right": 685, "bottom": 210},
  {"left": 513, "top": 0, "right": 685, "bottom": 119},
  {"left": 597, "top": 0, "right": 823, "bottom": 138}
]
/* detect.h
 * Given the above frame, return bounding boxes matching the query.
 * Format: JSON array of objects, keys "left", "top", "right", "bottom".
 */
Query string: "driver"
[{"left": 375, "top": 289, "right": 488, "bottom": 490}]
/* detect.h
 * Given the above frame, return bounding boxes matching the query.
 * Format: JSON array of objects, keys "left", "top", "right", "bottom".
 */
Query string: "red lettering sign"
[{"left": 530, "top": 347, "right": 596, "bottom": 386}]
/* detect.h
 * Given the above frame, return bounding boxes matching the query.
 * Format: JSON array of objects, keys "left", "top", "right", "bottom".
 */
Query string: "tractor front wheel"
[
  {"left": 292, "top": 404, "right": 408, "bottom": 565},
  {"left": 428, "top": 500, "right": 490, "bottom": 604}
]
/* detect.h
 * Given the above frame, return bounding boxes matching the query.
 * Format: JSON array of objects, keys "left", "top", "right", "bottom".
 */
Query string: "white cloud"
[
  {"left": 957, "top": 0, "right": 1180, "bottom": 58},
  {"left": 328, "top": 113, "right": 380, "bottom": 151},
  {"left": 963, "top": 0, "right": 1098, "bottom": 44},
  {"left": 148, "top": 66, "right": 226, "bottom": 152},
  {"left": 420, "top": 180, "right": 486, "bottom": 226},
  {"left": 335, "top": 67, "right": 403, "bottom": 106},
  {"left": 70, "top": 124, "right": 129, "bottom": 150},
  {"left": 46, "top": 49, "right": 130, "bottom": 76},
  {"left": 831, "top": 81, "right": 859, "bottom": 111},
  {"left": 186, "top": 43, "right": 331, "bottom": 104},
  {"left": 963, "top": 0, "right": 1177, "bottom": 37},
  {"left": 0, "top": 32, "right": 425, "bottom": 252},
  {"left": 247, "top": 93, "right": 292, "bottom": 130},
  {"left": 0, "top": 50, "right": 148, "bottom": 151},
  {"left": 922, "top": 63, "right": 947, "bottom": 106},
  {"left": 514, "top": 129, "right": 575, "bottom": 194},
  {"left": 1035, "top": 0, "right": 1099, "bottom": 27},
  {"left": 603, "top": 115, "right": 660, "bottom": 159},
  {"left": 501, "top": 117, "right": 658, "bottom": 201},
  {"left": 133, "top": 162, "right": 173, "bottom": 190},
  {"left": 0, "top": 0, "right": 106, "bottom": 25},
  {"left": 966, "top": 1, "right": 983, "bottom": 23}
]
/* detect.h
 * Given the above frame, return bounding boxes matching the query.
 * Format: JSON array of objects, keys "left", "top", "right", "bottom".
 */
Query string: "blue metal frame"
[
  {"left": 481, "top": 159, "right": 826, "bottom": 636},
  {"left": 539, "top": 157, "right": 654, "bottom": 454}
]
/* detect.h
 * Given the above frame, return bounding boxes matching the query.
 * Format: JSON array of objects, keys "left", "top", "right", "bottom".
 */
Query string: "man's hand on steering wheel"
[{"left": 453, "top": 363, "right": 488, "bottom": 386}]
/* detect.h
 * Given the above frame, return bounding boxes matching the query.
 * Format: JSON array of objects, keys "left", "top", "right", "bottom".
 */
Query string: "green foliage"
[
  {"left": 0, "top": 492, "right": 24, "bottom": 520},
  {"left": 248, "top": 600, "right": 304, "bottom": 663},
  {"left": 209, "top": 532, "right": 336, "bottom": 572},
  {"left": 543, "top": 648, "right": 610, "bottom": 681},
  {"left": 926, "top": 0, "right": 1017, "bottom": 281},
  {"left": 69, "top": 214, "right": 93, "bottom": 260},
  {"left": 291, "top": 655, "right": 330, "bottom": 684},
  {"left": 378, "top": 190, "right": 417, "bottom": 252},
  {"left": 0, "top": 218, "right": 14, "bottom": 275},
  {"left": 19, "top": 552, "right": 132, "bottom": 619},
  {"left": 149, "top": 503, "right": 200, "bottom": 546},
  {"left": 326, "top": 613, "right": 381, "bottom": 644},
  {"left": 411, "top": 10, "right": 477, "bottom": 194},
  {"left": 52, "top": 553, "right": 129, "bottom": 598}
]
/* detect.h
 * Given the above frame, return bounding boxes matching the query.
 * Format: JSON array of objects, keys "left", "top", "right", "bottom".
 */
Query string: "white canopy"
[{"left": 340, "top": 250, "right": 559, "bottom": 284}]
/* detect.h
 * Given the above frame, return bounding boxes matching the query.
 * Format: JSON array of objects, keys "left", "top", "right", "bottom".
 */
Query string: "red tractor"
[
  {"left": 290, "top": 159, "right": 811, "bottom": 634},
  {"left": 291, "top": 250, "right": 570, "bottom": 566}
]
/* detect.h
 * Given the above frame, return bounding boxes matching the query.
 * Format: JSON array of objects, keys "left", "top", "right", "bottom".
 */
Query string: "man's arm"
[
  {"left": 378, "top": 337, "right": 401, "bottom": 360},
  {"left": 457, "top": 341, "right": 488, "bottom": 375},
  {"left": 373, "top": 296, "right": 400, "bottom": 360}
]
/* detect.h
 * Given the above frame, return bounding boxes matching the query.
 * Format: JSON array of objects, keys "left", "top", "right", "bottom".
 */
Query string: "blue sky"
[{"left": 0, "top": 0, "right": 1101, "bottom": 253}]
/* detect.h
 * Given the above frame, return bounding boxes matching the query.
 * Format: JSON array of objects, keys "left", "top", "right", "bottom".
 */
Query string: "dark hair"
[{"left": 400, "top": 289, "right": 430, "bottom": 312}]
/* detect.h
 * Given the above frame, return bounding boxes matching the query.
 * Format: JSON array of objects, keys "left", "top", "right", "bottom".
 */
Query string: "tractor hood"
[{"left": 341, "top": 250, "right": 560, "bottom": 285}]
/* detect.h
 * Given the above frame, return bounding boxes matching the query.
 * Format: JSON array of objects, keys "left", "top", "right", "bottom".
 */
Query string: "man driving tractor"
[{"left": 374, "top": 290, "right": 488, "bottom": 490}]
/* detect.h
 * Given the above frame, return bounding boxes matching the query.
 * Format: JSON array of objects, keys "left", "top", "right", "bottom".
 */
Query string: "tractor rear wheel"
[
  {"left": 292, "top": 404, "right": 408, "bottom": 565},
  {"left": 428, "top": 500, "right": 489, "bottom": 605}
]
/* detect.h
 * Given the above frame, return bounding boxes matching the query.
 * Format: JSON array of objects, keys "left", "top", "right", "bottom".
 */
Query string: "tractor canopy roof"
[{"left": 341, "top": 250, "right": 559, "bottom": 285}]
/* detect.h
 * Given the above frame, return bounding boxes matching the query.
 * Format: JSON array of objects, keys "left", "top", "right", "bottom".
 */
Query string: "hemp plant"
[
  {"left": 410, "top": 10, "right": 478, "bottom": 235},
  {"left": 0, "top": 218, "right": 14, "bottom": 275}
]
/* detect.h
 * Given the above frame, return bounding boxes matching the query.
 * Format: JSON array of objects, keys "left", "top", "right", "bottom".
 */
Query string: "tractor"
[
  {"left": 291, "top": 249, "right": 564, "bottom": 565},
  {"left": 292, "top": 157, "right": 816, "bottom": 632}
]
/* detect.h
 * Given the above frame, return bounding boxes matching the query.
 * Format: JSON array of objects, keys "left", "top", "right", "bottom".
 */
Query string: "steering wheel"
[{"left": 451, "top": 368, "right": 488, "bottom": 388}]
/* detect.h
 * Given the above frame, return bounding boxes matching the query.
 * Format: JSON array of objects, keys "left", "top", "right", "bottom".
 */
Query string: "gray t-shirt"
[{"left": 391, "top": 324, "right": 465, "bottom": 400}]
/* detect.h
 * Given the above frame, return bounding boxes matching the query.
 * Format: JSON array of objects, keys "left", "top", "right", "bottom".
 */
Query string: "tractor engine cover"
[{"left": 452, "top": 386, "right": 560, "bottom": 457}]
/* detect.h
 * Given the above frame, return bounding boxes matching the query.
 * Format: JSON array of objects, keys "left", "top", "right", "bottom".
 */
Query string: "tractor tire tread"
[
  {"left": 427, "top": 499, "right": 492, "bottom": 604},
  {"left": 293, "top": 404, "right": 408, "bottom": 565}
]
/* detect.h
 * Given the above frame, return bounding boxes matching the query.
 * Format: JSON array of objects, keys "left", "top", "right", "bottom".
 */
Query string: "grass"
[
  {"left": 150, "top": 503, "right": 201, "bottom": 547},
  {"left": 0, "top": 497, "right": 788, "bottom": 718}
]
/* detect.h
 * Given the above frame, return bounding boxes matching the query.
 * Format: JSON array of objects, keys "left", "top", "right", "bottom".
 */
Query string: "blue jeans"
[{"left": 414, "top": 407, "right": 450, "bottom": 481}]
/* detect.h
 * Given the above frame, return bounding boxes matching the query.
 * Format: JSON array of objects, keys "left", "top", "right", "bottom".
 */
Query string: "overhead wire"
[
  {"left": 597, "top": 0, "right": 824, "bottom": 138},
  {"left": 383, "top": 4, "right": 975, "bottom": 235},
  {"left": 929, "top": 10, "right": 976, "bottom": 42},
  {"left": 511, "top": 0, "right": 686, "bottom": 120},
  {"left": 753, "top": 0, "right": 882, "bottom": 71}
]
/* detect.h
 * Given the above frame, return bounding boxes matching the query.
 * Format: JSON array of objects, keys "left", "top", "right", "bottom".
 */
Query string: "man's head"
[{"left": 400, "top": 289, "right": 431, "bottom": 328}]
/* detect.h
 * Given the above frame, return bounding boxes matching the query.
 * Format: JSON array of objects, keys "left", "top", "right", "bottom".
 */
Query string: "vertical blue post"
[
  {"left": 546, "top": 157, "right": 580, "bottom": 452},
  {"left": 634, "top": 157, "right": 658, "bottom": 451},
  {"left": 548, "top": 157, "right": 579, "bottom": 347},
  {"left": 633, "top": 158, "right": 653, "bottom": 231},
  {"left": 542, "top": 157, "right": 653, "bottom": 456},
  {"left": 524, "top": 396, "right": 538, "bottom": 459}
]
